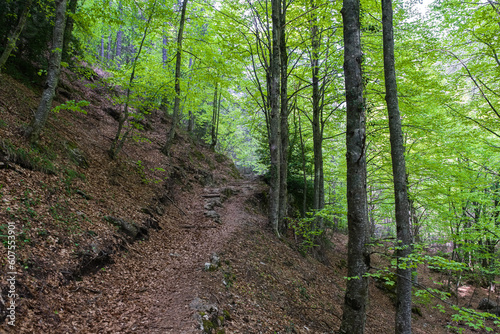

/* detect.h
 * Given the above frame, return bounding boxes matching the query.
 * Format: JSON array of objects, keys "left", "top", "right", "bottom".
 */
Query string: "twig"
[{"left": 164, "top": 194, "right": 187, "bottom": 215}]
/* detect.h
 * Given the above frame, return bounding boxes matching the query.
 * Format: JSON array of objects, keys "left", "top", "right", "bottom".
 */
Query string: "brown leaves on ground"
[{"left": 0, "top": 69, "right": 498, "bottom": 334}]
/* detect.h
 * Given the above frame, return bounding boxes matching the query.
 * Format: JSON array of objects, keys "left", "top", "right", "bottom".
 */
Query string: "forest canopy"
[{"left": 1, "top": 0, "right": 500, "bottom": 332}]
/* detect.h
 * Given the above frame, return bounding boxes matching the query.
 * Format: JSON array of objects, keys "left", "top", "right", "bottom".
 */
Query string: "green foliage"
[
  {"left": 52, "top": 100, "right": 90, "bottom": 114},
  {"left": 0, "top": 140, "right": 56, "bottom": 174},
  {"left": 289, "top": 216, "right": 323, "bottom": 253},
  {"left": 448, "top": 306, "right": 500, "bottom": 333},
  {"left": 135, "top": 160, "right": 167, "bottom": 185}
]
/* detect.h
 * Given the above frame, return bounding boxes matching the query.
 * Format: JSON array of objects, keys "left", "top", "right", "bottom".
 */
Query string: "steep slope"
[
  {"left": 0, "top": 67, "right": 242, "bottom": 333},
  {"left": 0, "top": 69, "right": 497, "bottom": 334}
]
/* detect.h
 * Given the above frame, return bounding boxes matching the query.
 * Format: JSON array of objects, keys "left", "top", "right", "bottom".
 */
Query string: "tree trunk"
[
  {"left": 107, "top": 34, "right": 112, "bottom": 61},
  {"left": 210, "top": 82, "right": 218, "bottom": 149},
  {"left": 26, "top": 0, "right": 68, "bottom": 143},
  {"left": 62, "top": 0, "right": 78, "bottom": 62},
  {"left": 0, "top": 0, "right": 33, "bottom": 72},
  {"left": 116, "top": 30, "right": 123, "bottom": 64},
  {"left": 339, "top": 0, "right": 370, "bottom": 332},
  {"left": 187, "top": 57, "right": 195, "bottom": 133},
  {"left": 162, "top": 0, "right": 188, "bottom": 155},
  {"left": 298, "top": 109, "right": 308, "bottom": 217},
  {"left": 279, "top": 0, "right": 289, "bottom": 232},
  {"left": 100, "top": 36, "right": 105, "bottom": 60},
  {"left": 381, "top": 0, "right": 413, "bottom": 332},
  {"left": 109, "top": 0, "right": 157, "bottom": 159},
  {"left": 310, "top": 0, "right": 325, "bottom": 225},
  {"left": 268, "top": 0, "right": 282, "bottom": 236}
]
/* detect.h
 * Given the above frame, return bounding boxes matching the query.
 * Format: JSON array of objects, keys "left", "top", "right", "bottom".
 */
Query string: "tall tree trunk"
[
  {"left": 162, "top": 0, "right": 188, "bottom": 155},
  {"left": 26, "top": 0, "right": 68, "bottom": 143},
  {"left": 187, "top": 57, "right": 195, "bottom": 133},
  {"left": 310, "top": 0, "right": 325, "bottom": 226},
  {"left": 268, "top": 0, "right": 282, "bottom": 236},
  {"left": 115, "top": 30, "right": 123, "bottom": 64},
  {"left": 107, "top": 34, "right": 112, "bottom": 61},
  {"left": 339, "top": 0, "right": 370, "bottom": 332},
  {"left": 381, "top": 0, "right": 413, "bottom": 332},
  {"left": 298, "top": 109, "right": 308, "bottom": 217},
  {"left": 279, "top": 0, "right": 289, "bottom": 232},
  {"left": 62, "top": 0, "right": 78, "bottom": 62},
  {"left": 210, "top": 82, "right": 218, "bottom": 149},
  {"left": 0, "top": 0, "right": 33, "bottom": 72},
  {"left": 100, "top": 36, "right": 105, "bottom": 60},
  {"left": 114, "top": 1, "right": 123, "bottom": 66}
]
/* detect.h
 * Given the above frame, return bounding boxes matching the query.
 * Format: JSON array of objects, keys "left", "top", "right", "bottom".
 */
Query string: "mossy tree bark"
[
  {"left": 268, "top": 0, "right": 283, "bottom": 236},
  {"left": 381, "top": 1, "right": 413, "bottom": 332},
  {"left": 26, "top": 0, "right": 68, "bottom": 143},
  {"left": 339, "top": 0, "right": 370, "bottom": 332},
  {"left": 278, "top": 0, "right": 289, "bottom": 231}
]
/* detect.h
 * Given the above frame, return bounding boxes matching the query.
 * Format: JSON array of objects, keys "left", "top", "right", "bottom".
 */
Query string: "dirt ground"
[{"left": 0, "top": 69, "right": 499, "bottom": 334}]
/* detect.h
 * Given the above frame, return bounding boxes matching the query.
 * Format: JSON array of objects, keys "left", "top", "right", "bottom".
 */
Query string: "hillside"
[{"left": 0, "top": 69, "right": 497, "bottom": 334}]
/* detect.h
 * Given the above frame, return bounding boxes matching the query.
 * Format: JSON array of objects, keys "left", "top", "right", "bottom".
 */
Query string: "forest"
[{"left": 1, "top": 0, "right": 500, "bottom": 333}]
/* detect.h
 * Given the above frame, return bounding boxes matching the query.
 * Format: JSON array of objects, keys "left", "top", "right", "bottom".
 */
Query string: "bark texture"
[
  {"left": 381, "top": 0, "right": 413, "bottom": 332},
  {"left": 279, "top": 0, "right": 289, "bottom": 232},
  {"left": 310, "top": 0, "right": 325, "bottom": 222},
  {"left": 339, "top": 0, "right": 370, "bottom": 332},
  {"left": 26, "top": 0, "right": 68, "bottom": 143},
  {"left": 268, "top": 0, "right": 282, "bottom": 235}
]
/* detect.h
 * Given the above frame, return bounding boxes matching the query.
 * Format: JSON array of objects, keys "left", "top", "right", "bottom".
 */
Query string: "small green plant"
[
  {"left": 0, "top": 140, "right": 56, "bottom": 174},
  {"left": 289, "top": 216, "right": 323, "bottom": 253},
  {"left": 63, "top": 168, "right": 85, "bottom": 194},
  {"left": 135, "top": 160, "right": 167, "bottom": 184},
  {"left": 52, "top": 100, "right": 90, "bottom": 114},
  {"left": 135, "top": 160, "right": 147, "bottom": 184}
]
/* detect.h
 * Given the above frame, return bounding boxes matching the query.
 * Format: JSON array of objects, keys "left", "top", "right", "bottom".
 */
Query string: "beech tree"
[
  {"left": 26, "top": 0, "right": 68, "bottom": 143},
  {"left": 381, "top": 0, "right": 412, "bottom": 332},
  {"left": 162, "top": 0, "right": 188, "bottom": 155},
  {"left": 339, "top": 0, "right": 370, "bottom": 332}
]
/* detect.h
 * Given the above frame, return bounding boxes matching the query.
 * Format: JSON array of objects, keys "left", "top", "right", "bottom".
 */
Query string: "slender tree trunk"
[
  {"left": 0, "top": 0, "right": 33, "bottom": 72},
  {"left": 210, "top": 82, "right": 218, "bottom": 149},
  {"left": 279, "top": 0, "right": 289, "bottom": 232},
  {"left": 62, "top": 0, "right": 78, "bottom": 62},
  {"left": 162, "top": 0, "right": 188, "bottom": 155},
  {"left": 268, "top": 0, "right": 282, "bottom": 236},
  {"left": 339, "top": 0, "right": 370, "bottom": 332},
  {"left": 381, "top": 0, "right": 413, "bottom": 332},
  {"left": 187, "top": 57, "right": 195, "bottom": 133},
  {"left": 107, "top": 34, "right": 112, "bottom": 61},
  {"left": 298, "top": 109, "right": 308, "bottom": 217},
  {"left": 310, "top": 0, "right": 325, "bottom": 225},
  {"left": 115, "top": 30, "right": 123, "bottom": 64},
  {"left": 25, "top": 0, "right": 68, "bottom": 143},
  {"left": 109, "top": 0, "right": 157, "bottom": 159},
  {"left": 100, "top": 36, "right": 105, "bottom": 60}
]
